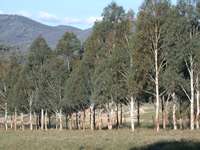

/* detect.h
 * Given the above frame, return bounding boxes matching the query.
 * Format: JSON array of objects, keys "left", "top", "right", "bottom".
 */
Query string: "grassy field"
[{"left": 0, "top": 129, "right": 200, "bottom": 150}]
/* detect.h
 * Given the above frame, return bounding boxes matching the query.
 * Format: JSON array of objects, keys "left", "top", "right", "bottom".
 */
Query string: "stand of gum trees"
[{"left": 1, "top": 0, "right": 200, "bottom": 132}]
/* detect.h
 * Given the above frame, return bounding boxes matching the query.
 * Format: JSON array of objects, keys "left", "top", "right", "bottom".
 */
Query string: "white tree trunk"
[
  {"left": 29, "top": 96, "right": 33, "bottom": 131},
  {"left": 55, "top": 111, "right": 58, "bottom": 130},
  {"left": 173, "top": 103, "right": 177, "bottom": 130},
  {"left": 34, "top": 112, "right": 37, "bottom": 130},
  {"left": 41, "top": 109, "right": 44, "bottom": 130},
  {"left": 14, "top": 108, "right": 17, "bottom": 131},
  {"left": 155, "top": 48, "right": 160, "bottom": 132},
  {"left": 77, "top": 112, "right": 80, "bottom": 130},
  {"left": 172, "top": 93, "right": 177, "bottom": 130},
  {"left": 83, "top": 111, "right": 86, "bottom": 130},
  {"left": 29, "top": 110, "right": 32, "bottom": 131},
  {"left": 98, "top": 110, "right": 102, "bottom": 130},
  {"left": 90, "top": 105, "right": 94, "bottom": 130},
  {"left": 190, "top": 56, "right": 194, "bottom": 130},
  {"left": 130, "top": 96, "right": 135, "bottom": 132},
  {"left": 59, "top": 109, "right": 62, "bottom": 130},
  {"left": 21, "top": 113, "right": 24, "bottom": 131},
  {"left": 110, "top": 108, "right": 114, "bottom": 129},
  {"left": 69, "top": 114, "right": 72, "bottom": 130},
  {"left": 196, "top": 76, "right": 200, "bottom": 129},
  {"left": 45, "top": 110, "right": 48, "bottom": 131},
  {"left": 4, "top": 102, "right": 7, "bottom": 131}
]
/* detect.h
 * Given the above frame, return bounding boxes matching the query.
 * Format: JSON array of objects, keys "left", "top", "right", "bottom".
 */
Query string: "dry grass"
[{"left": 0, "top": 129, "right": 200, "bottom": 150}]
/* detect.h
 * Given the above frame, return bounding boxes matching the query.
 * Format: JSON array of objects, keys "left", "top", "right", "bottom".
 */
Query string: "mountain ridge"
[{"left": 0, "top": 14, "right": 92, "bottom": 51}]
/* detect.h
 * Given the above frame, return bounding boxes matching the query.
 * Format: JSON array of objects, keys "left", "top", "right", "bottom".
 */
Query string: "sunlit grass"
[{"left": 0, "top": 129, "right": 200, "bottom": 150}]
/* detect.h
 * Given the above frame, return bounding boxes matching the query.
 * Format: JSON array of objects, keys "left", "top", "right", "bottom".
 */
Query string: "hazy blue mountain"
[{"left": 0, "top": 14, "right": 92, "bottom": 51}]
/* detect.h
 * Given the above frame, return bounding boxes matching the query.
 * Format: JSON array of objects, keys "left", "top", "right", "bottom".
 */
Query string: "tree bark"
[
  {"left": 48, "top": 115, "right": 51, "bottom": 129},
  {"left": 155, "top": 46, "right": 160, "bottom": 132},
  {"left": 190, "top": 56, "right": 194, "bottom": 130},
  {"left": 14, "top": 108, "right": 17, "bottom": 131},
  {"left": 69, "top": 114, "right": 72, "bottom": 130},
  {"left": 173, "top": 103, "right": 177, "bottom": 130},
  {"left": 98, "top": 109, "right": 102, "bottom": 130},
  {"left": 11, "top": 115, "right": 13, "bottom": 129},
  {"left": 65, "top": 113, "right": 68, "bottom": 130},
  {"left": 55, "top": 111, "right": 58, "bottom": 130},
  {"left": 93, "top": 107, "right": 96, "bottom": 129},
  {"left": 137, "top": 100, "right": 140, "bottom": 127},
  {"left": 116, "top": 103, "right": 119, "bottom": 128},
  {"left": 110, "top": 107, "right": 114, "bottom": 129},
  {"left": 107, "top": 103, "right": 112, "bottom": 130},
  {"left": 34, "top": 112, "right": 37, "bottom": 130},
  {"left": 41, "top": 109, "right": 44, "bottom": 130},
  {"left": 161, "top": 96, "right": 166, "bottom": 129},
  {"left": 83, "top": 110, "right": 86, "bottom": 130},
  {"left": 21, "top": 113, "right": 24, "bottom": 131},
  {"left": 29, "top": 95, "right": 33, "bottom": 131},
  {"left": 4, "top": 102, "right": 7, "bottom": 131},
  {"left": 75, "top": 112, "right": 78, "bottom": 129},
  {"left": 59, "top": 109, "right": 63, "bottom": 130},
  {"left": 90, "top": 105, "right": 94, "bottom": 130},
  {"left": 196, "top": 76, "right": 200, "bottom": 129},
  {"left": 130, "top": 96, "right": 135, "bottom": 132},
  {"left": 179, "top": 117, "right": 183, "bottom": 130},
  {"left": 120, "top": 103, "right": 123, "bottom": 125},
  {"left": 29, "top": 109, "right": 32, "bottom": 131},
  {"left": 45, "top": 110, "right": 47, "bottom": 131},
  {"left": 172, "top": 93, "right": 177, "bottom": 130}
]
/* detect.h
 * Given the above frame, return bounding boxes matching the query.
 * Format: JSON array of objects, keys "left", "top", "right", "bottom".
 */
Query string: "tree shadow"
[{"left": 129, "top": 140, "right": 200, "bottom": 150}]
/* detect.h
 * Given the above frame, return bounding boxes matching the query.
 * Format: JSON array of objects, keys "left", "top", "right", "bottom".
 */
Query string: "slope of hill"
[{"left": 0, "top": 14, "right": 92, "bottom": 51}]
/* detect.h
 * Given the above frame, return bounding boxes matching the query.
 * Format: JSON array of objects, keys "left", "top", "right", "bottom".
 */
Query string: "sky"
[{"left": 0, "top": 0, "right": 177, "bottom": 29}]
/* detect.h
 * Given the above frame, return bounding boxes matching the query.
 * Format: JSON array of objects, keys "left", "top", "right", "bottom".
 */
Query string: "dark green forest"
[{"left": 1, "top": 0, "right": 200, "bottom": 132}]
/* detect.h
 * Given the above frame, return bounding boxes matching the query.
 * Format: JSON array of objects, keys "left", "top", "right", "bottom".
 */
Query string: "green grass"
[{"left": 0, "top": 129, "right": 200, "bottom": 150}]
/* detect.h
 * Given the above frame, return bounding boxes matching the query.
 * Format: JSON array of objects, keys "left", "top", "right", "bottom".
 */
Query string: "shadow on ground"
[{"left": 130, "top": 140, "right": 200, "bottom": 150}]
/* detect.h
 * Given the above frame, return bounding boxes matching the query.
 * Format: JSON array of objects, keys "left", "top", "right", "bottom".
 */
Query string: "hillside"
[{"left": 0, "top": 14, "right": 92, "bottom": 51}]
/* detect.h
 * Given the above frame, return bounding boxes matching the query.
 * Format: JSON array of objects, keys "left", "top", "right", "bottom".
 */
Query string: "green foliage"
[{"left": 1, "top": 1, "right": 200, "bottom": 131}]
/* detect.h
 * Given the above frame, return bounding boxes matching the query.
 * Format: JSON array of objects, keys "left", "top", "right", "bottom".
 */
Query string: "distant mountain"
[{"left": 0, "top": 14, "right": 92, "bottom": 51}]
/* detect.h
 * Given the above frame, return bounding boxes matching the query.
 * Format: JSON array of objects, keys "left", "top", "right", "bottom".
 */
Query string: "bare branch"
[
  {"left": 143, "top": 90, "right": 156, "bottom": 96},
  {"left": 148, "top": 73, "right": 156, "bottom": 83},
  {"left": 180, "top": 85, "right": 191, "bottom": 102},
  {"left": 158, "top": 58, "right": 166, "bottom": 73},
  {"left": 184, "top": 59, "right": 191, "bottom": 75},
  {"left": 160, "top": 89, "right": 168, "bottom": 97}
]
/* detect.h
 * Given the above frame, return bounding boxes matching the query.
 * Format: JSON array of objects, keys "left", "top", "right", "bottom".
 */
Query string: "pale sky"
[{"left": 0, "top": 0, "right": 177, "bottom": 29}]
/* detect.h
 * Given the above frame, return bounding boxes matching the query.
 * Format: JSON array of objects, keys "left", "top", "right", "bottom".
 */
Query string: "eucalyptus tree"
[
  {"left": 0, "top": 53, "right": 21, "bottom": 130},
  {"left": 170, "top": 0, "right": 200, "bottom": 130},
  {"left": 135, "top": 0, "right": 171, "bottom": 132},
  {"left": 13, "top": 67, "right": 35, "bottom": 130},
  {"left": 44, "top": 55, "right": 67, "bottom": 129},
  {"left": 64, "top": 60, "right": 90, "bottom": 130},
  {"left": 26, "top": 36, "right": 52, "bottom": 129},
  {"left": 55, "top": 32, "right": 81, "bottom": 129},
  {"left": 56, "top": 32, "right": 81, "bottom": 71}
]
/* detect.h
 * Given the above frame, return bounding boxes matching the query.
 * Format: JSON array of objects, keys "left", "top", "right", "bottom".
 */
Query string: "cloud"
[
  {"left": 17, "top": 10, "right": 32, "bottom": 17},
  {"left": 38, "top": 11, "right": 59, "bottom": 23},
  {"left": 62, "top": 16, "right": 102, "bottom": 26},
  {"left": 85, "top": 16, "right": 102, "bottom": 25},
  {"left": 62, "top": 17, "right": 81, "bottom": 24},
  {"left": 0, "top": 10, "right": 31, "bottom": 17},
  {"left": 37, "top": 11, "right": 102, "bottom": 28},
  {"left": 0, "top": 9, "right": 101, "bottom": 28}
]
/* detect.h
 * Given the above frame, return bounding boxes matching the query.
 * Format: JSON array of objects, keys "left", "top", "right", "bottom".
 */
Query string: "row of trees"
[{"left": 1, "top": 0, "right": 200, "bottom": 132}]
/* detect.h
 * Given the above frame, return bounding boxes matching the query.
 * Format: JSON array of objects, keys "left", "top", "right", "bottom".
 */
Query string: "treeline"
[{"left": 1, "top": 0, "right": 200, "bottom": 132}]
